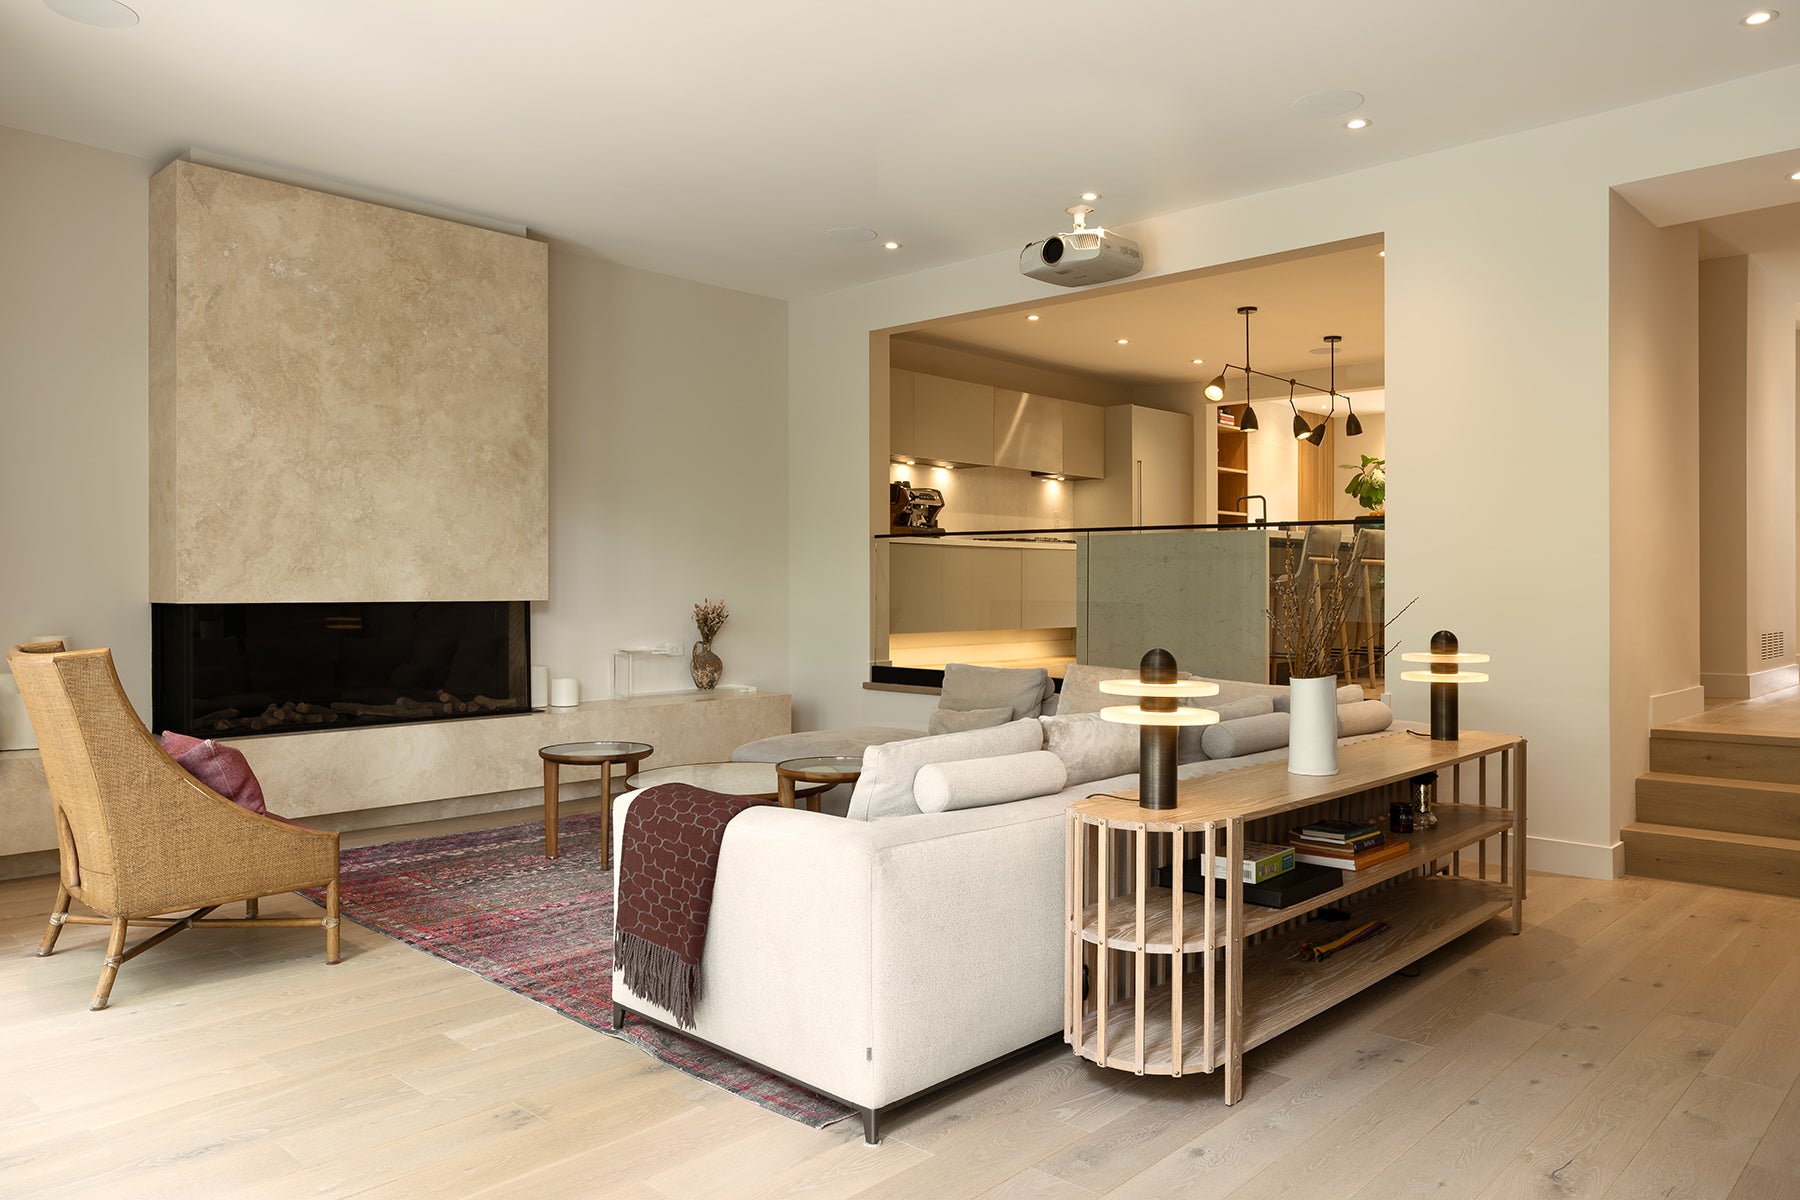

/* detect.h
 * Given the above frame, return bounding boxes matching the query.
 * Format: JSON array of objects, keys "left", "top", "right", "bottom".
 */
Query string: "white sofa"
[{"left": 609, "top": 706, "right": 1406, "bottom": 1143}]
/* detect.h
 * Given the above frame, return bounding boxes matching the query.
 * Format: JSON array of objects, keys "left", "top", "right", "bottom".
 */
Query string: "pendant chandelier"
[{"left": 1203, "top": 307, "right": 1364, "bottom": 439}]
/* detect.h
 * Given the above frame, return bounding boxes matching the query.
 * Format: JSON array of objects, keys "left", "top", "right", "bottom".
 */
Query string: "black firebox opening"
[{"left": 153, "top": 601, "right": 531, "bottom": 738}]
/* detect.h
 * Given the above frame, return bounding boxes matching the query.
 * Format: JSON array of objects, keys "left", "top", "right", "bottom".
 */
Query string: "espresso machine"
[{"left": 889, "top": 480, "right": 945, "bottom": 535}]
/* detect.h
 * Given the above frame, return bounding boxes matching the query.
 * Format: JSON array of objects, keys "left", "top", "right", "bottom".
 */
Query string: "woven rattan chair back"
[{"left": 7, "top": 640, "right": 341, "bottom": 1009}]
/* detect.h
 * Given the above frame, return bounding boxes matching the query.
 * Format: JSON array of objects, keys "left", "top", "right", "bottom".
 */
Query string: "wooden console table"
[{"left": 1064, "top": 730, "right": 1525, "bottom": 1103}]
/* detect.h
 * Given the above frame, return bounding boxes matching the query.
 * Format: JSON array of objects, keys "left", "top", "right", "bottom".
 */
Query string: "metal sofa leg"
[
  {"left": 861, "top": 1106, "right": 880, "bottom": 1145},
  {"left": 612, "top": 1004, "right": 627, "bottom": 1029}
]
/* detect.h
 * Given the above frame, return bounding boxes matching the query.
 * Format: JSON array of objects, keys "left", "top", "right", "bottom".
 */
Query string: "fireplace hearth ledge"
[{"left": 0, "top": 690, "right": 790, "bottom": 865}]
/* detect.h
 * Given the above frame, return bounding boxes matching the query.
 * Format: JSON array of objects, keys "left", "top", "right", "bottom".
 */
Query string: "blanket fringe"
[{"left": 616, "top": 929, "right": 700, "bottom": 1029}]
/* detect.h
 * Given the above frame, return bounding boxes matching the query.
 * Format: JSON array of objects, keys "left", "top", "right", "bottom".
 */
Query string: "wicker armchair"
[{"left": 8, "top": 641, "right": 340, "bottom": 1010}]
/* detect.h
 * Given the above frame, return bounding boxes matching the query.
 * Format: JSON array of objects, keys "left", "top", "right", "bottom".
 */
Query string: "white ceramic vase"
[{"left": 1287, "top": 675, "right": 1339, "bottom": 776}]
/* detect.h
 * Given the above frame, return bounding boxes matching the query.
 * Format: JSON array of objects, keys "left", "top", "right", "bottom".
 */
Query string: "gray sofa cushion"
[
  {"left": 914, "top": 751, "right": 1068, "bottom": 814},
  {"left": 927, "top": 705, "right": 1013, "bottom": 735},
  {"left": 731, "top": 726, "right": 925, "bottom": 763},
  {"left": 1056, "top": 664, "right": 1140, "bottom": 717},
  {"left": 1041, "top": 712, "right": 1139, "bottom": 786},
  {"left": 939, "top": 663, "right": 1055, "bottom": 722},
  {"left": 847, "top": 718, "right": 1045, "bottom": 822}
]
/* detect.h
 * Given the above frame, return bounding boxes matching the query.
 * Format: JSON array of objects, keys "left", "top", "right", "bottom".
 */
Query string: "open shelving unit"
[
  {"left": 1216, "top": 419, "right": 1250, "bottom": 524},
  {"left": 1064, "top": 730, "right": 1525, "bottom": 1102}
]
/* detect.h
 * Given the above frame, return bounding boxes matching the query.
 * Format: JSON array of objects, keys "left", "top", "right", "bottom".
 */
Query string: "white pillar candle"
[{"left": 549, "top": 677, "right": 580, "bottom": 708}]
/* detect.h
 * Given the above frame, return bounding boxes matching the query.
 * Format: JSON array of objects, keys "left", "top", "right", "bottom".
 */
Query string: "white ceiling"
[
  {"left": 901, "top": 238, "right": 1386, "bottom": 395},
  {"left": 3, "top": 1, "right": 1798, "bottom": 299}
]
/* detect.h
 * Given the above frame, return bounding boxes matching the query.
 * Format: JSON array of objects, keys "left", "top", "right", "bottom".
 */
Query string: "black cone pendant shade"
[
  {"left": 1205, "top": 374, "right": 1227, "bottom": 402},
  {"left": 1307, "top": 420, "right": 1326, "bottom": 446},
  {"left": 1292, "top": 411, "right": 1311, "bottom": 439},
  {"left": 1345, "top": 410, "right": 1363, "bottom": 437},
  {"left": 1240, "top": 404, "right": 1259, "bottom": 431}
]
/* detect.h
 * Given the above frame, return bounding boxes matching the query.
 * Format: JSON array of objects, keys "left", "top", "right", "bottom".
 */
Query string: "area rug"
[{"left": 306, "top": 814, "right": 851, "bottom": 1128}]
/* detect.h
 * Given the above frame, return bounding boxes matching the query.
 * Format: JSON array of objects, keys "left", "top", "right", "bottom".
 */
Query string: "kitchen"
[{"left": 873, "top": 235, "right": 1388, "bottom": 686}]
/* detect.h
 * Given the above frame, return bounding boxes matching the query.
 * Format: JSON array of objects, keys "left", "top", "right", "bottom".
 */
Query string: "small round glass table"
[
  {"left": 775, "top": 755, "right": 865, "bottom": 813},
  {"left": 626, "top": 760, "right": 837, "bottom": 809},
  {"left": 538, "top": 740, "right": 654, "bottom": 865}
]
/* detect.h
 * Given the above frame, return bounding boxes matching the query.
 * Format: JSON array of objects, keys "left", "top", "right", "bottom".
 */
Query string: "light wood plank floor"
[
  {"left": 1662, "top": 686, "right": 1800, "bottom": 742},
  {"left": 5, "top": 810, "right": 1800, "bottom": 1198}
]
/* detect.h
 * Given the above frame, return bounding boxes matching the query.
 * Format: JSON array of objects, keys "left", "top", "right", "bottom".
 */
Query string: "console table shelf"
[{"left": 1064, "top": 729, "right": 1526, "bottom": 1102}]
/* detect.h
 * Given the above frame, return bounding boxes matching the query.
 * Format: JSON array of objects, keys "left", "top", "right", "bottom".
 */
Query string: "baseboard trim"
[
  {"left": 1527, "top": 833, "right": 1621, "bottom": 881},
  {"left": 1703, "top": 665, "right": 1800, "bottom": 700},
  {"left": 1649, "top": 686, "right": 1705, "bottom": 727}
]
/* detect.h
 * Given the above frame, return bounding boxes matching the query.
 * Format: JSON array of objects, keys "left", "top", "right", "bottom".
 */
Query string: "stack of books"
[
  {"left": 1154, "top": 843, "right": 1345, "bottom": 908},
  {"left": 1289, "top": 818, "right": 1411, "bottom": 871}
]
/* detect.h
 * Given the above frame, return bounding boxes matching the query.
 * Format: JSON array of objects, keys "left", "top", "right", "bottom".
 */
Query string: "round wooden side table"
[
  {"left": 774, "top": 755, "right": 864, "bottom": 813},
  {"left": 539, "top": 740, "right": 654, "bottom": 866}
]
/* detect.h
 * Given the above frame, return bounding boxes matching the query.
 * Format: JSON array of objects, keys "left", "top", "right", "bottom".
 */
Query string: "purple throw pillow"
[{"left": 160, "top": 731, "right": 269, "bottom": 816}]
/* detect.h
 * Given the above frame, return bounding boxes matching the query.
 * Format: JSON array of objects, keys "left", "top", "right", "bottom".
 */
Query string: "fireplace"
[{"left": 152, "top": 601, "right": 531, "bottom": 738}]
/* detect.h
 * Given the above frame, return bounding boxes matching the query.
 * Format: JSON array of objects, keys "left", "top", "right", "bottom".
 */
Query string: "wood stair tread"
[
  {"left": 1622, "top": 822, "right": 1800, "bottom": 852},
  {"left": 1636, "top": 770, "right": 1800, "bottom": 796}
]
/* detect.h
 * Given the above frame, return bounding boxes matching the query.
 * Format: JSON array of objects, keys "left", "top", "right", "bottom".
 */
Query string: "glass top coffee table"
[
  {"left": 539, "top": 740, "right": 654, "bottom": 866},
  {"left": 627, "top": 760, "right": 837, "bottom": 809},
  {"left": 775, "top": 755, "right": 864, "bottom": 813}
]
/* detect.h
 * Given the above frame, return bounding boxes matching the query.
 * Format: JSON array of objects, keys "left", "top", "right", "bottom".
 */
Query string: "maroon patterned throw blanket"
[{"left": 615, "top": 783, "right": 769, "bottom": 1029}]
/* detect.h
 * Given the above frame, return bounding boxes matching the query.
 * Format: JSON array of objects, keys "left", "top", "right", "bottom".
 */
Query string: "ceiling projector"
[{"left": 1020, "top": 204, "right": 1142, "bottom": 287}]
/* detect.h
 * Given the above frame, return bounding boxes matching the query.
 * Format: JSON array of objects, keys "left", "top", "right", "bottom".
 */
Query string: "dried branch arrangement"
[
  {"left": 693, "top": 597, "right": 729, "bottom": 643},
  {"left": 1268, "top": 542, "right": 1363, "bottom": 681}
]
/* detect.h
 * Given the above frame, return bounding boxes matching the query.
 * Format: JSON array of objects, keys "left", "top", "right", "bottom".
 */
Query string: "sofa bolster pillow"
[
  {"left": 1338, "top": 699, "right": 1394, "bottom": 736},
  {"left": 1041, "top": 712, "right": 1139, "bottom": 786},
  {"left": 1274, "top": 684, "right": 1364, "bottom": 711},
  {"left": 1201, "top": 711, "right": 1292, "bottom": 760},
  {"left": 847, "top": 717, "right": 1045, "bottom": 822},
  {"left": 927, "top": 705, "right": 1013, "bottom": 735},
  {"left": 914, "top": 751, "right": 1068, "bottom": 814}
]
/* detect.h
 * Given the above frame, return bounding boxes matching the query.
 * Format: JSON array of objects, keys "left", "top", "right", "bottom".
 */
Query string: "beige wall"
[
  {"left": 791, "top": 65, "right": 1800, "bottom": 879},
  {"left": 0, "top": 126, "right": 151, "bottom": 715},
  {"left": 533, "top": 250, "right": 790, "bottom": 702},
  {"left": 0, "top": 125, "right": 791, "bottom": 757},
  {"left": 1608, "top": 193, "right": 1700, "bottom": 850},
  {"left": 1698, "top": 253, "right": 1799, "bottom": 696}
]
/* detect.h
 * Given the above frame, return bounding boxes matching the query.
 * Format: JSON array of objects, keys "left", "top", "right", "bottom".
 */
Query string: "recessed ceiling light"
[
  {"left": 1790, "top": 169, "right": 1800, "bottom": 181},
  {"left": 1115, "top": 339, "right": 1129, "bottom": 345},
  {"left": 1346, "top": 117, "right": 1371, "bottom": 131},
  {"left": 1742, "top": 10, "right": 1778, "bottom": 25},
  {"left": 1290, "top": 89, "right": 1365, "bottom": 118},
  {"left": 1080, "top": 192, "right": 1100, "bottom": 202},
  {"left": 1379, "top": 249, "right": 1386, "bottom": 257},
  {"left": 44, "top": 0, "right": 138, "bottom": 26},
  {"left": 1191, "top": 358, "right": 1205, "bottom": 365},
  {"left": 883, "top": 241, "right": 901, "bottom": 250},
  {"left": 826, "top": 226, "right": 876, "bottom": 242},
  {"left": 1026, "top": 314, "right": 1040, "bottom": 321}
]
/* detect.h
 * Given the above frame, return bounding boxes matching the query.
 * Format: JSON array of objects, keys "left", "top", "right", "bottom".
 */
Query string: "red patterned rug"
[{"left": 307, "top": 814, "right": 850, "bottom": 1128}]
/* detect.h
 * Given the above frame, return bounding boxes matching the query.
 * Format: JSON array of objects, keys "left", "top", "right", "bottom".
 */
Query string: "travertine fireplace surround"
[{"left": 149, "top": 160, "right": 549, "bottom": 602}]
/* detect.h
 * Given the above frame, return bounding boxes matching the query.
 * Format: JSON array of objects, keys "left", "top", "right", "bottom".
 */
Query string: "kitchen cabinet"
[
  {"left": 1022, "top": 549, "right": 1077, "bottom": 628},
  {"left": 890, "top": 370, "right": 993, "bottom": 465},
  {"left": 993, "top": 390, "right": 1063, "bottom": 475},
  {"left": 889, "top": 540, "right": 1076, "bottom": 634},
  {"left": 1074, "top": 405, "right": 1194, "bottom": 527},
  {"left": 889, "top": 368, "right": 915, "bottom": 456},
  {"left": 992, "top": 391, "right": 1106, "bottom": 480},
  {"left": 1062, "top": 401, "right": 1105, "bottom": 480}
]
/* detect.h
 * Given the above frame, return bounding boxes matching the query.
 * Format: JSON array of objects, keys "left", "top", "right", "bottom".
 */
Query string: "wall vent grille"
[{"left": 1762, "top": 631, "right": 1785, "bottom": 661}]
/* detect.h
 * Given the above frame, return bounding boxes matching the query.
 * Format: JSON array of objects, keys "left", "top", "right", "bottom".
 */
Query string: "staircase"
[{"left": 1623, "top": 729, "right": 1800, "bottom": 897}]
